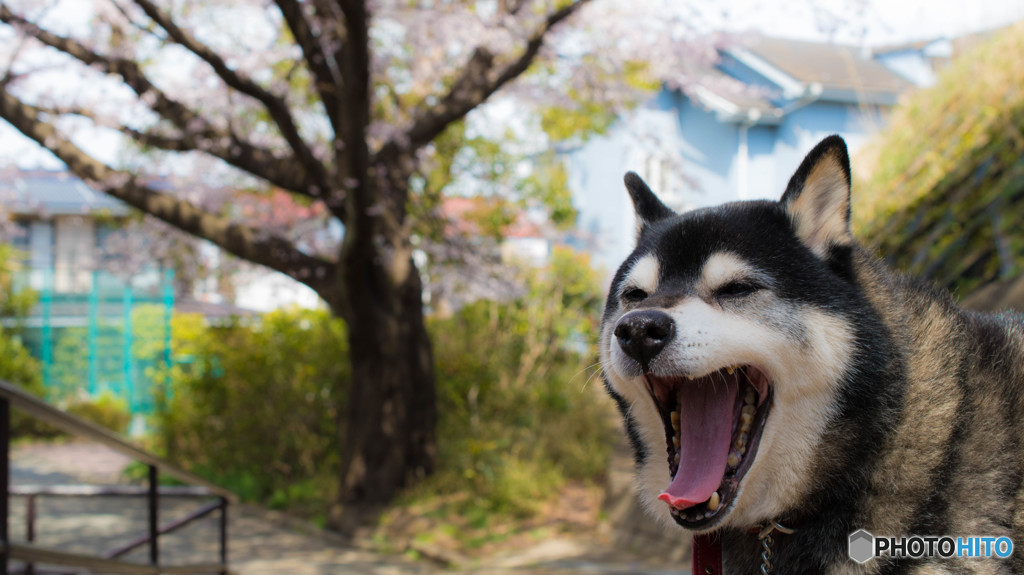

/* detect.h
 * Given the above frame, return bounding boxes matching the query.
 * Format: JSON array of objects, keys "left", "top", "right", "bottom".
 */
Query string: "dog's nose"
[{"left": 614, "top": 310, "right": 675, "bottom": 368}]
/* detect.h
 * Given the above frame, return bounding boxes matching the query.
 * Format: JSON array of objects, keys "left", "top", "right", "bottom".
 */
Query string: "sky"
[
  {"left": 841, "top": 0, "right": 1024, "bottom": 43},
  {"left": 1, "top": 0, "right": 1023, "bottom": 168},
  {"left": 710, "top": 0, "right": 1024, "bottom": 44}
]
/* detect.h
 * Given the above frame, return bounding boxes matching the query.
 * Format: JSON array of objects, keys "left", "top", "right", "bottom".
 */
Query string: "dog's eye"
[
  {"left": 622, "top": 287, "right": 648, "bottom": 302},
  {"left": 715, "top": 281, "right": 759, "bottom": 299}
]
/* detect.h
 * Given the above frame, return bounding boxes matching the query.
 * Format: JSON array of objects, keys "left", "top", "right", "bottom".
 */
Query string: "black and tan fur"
[{"left": 599, "top": 135, "right": 1024, "bottom": 573}]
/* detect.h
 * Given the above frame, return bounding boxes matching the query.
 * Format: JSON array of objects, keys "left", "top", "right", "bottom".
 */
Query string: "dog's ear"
[
  {"left": 624, "top": 172, "right": 674, "bottom": 238},
  {"left": 780, "top": 135, "right": 852, "bottom": 259}
]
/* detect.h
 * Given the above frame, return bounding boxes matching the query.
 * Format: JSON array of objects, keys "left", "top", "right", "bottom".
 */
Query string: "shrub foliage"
[
  {"left": 856, "top": 23, "right": 1024, "bottom": 296},
  {"left": 156, "top": 309, "right": 348, "bottom": 511},
  {"left": 423, "top": 248, "right": 615, "bottom": 517},
  {"left": 0, "top": 244, "right": 56, "bottom": 437},
  {"left": 154, "top": 248, "right": 615, "bottom": 524}
]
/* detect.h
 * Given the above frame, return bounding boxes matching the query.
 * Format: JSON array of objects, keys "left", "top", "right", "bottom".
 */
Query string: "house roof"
[
  {"left": 738, "top": 36, "right": 916, "bottom": 99},
  {"left": 690, "top": 68, "right": 783, "bottom": 120},
  {"left": 689, "top": 34, "right": 936, "bottom": 122},
  {"left": 873, "top": 26, "right": 1003, "bottom": 56},
  {"left": 1, "top": 170, "right": 130, "bottom": 217},
  {"left": 871, "top": 37, "right": 945, "bottom": 55}
]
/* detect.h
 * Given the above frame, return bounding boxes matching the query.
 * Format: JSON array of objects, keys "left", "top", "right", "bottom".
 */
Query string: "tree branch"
[
  {"left": 0, "top": 4, "right": 339, "bottom": 213},
  {"left": 376, "top": 0, "right": 589, "bottom": 162},
  {"left": 272, "top": 0, "right": 344, "bottom": 136},
  {"left": 1, "top": 5, "right": 201, "bottom": 136},
  {"left": 0, "top": 85, "right": 338, "bottom": 299},
  {"left": 130, "top": 0, "right": 331, "bottom": 193},
  {"left": 36, "top": 102, "right": 323, "bottom": 197}
]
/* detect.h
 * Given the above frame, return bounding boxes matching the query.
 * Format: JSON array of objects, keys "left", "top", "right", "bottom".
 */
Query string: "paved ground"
[{"left": 8, "top": 441, "right": 687, "bottom": 574}]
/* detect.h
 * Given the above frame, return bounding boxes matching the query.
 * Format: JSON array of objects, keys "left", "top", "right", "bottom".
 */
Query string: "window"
[
  {"left": 639, "top": 151, "right": 686, "bottom": 212},
  {"left": 10, "top": 219, "right": 29, "bottom": 253}
]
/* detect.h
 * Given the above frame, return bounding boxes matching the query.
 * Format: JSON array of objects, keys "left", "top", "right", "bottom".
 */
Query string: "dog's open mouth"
[{"left": 644, "top": 365, "right": 773, "bottom": 528}]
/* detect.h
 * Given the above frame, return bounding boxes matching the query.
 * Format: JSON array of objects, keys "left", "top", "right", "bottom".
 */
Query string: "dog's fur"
[{"left": 599, "top": 135, "right": 1024, "bottom": 573}]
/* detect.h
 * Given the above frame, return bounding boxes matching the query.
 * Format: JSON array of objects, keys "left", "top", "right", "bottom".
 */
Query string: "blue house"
[
  {"left": 568, "top": 35, "right": 959, "bottom": 276},
  {"left": 0, "top": 171, "right": 253, "bottom": 421}
]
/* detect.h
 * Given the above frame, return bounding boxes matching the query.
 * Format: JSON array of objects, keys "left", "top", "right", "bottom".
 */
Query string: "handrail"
[
  {"left": 0, "top": 379, "right": 235, "bottom": 502},
  {"left": 105, "top": 499, "right": 225, "bottom": 560},
  {"left": 0, "top": 378, "right": 233, "bottom": 574},
  {"left": 3, "top": 541, "right": 226, "bottom": 574},
  {"left": 10, "top": 485, "right": 216, "bottom": 497}
]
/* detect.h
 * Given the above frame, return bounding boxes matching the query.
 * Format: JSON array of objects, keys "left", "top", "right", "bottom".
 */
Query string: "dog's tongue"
[{"left": 657, "top": 378, "right": 738, "bottom": 510}]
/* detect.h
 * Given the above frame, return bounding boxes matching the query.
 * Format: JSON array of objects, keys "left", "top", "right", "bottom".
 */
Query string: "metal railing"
[{"left": 0, "top": 379, "right": 236, "bottom": 574}]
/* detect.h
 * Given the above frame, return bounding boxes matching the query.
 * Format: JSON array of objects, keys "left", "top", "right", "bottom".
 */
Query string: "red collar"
[
  {"left": 692, "top": 522, "right": 797, "bottom": 575},
  {"left": 692, "top": 532, "right": 723, "bottom": 575}
]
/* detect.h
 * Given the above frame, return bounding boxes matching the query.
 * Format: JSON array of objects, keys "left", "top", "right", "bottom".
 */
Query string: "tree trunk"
[{"left": 331, "top": 219, "right": 437, "bottom": 532}]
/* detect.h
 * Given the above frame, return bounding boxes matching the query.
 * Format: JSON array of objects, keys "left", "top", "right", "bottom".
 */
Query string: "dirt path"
[{"left": 9, "top": 441, "right": 687, "bottom": 574}]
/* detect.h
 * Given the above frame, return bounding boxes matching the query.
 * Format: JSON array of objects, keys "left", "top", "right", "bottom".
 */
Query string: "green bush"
[
  {"left": 855, "top": 23, "right": 1024, "bottom": 295},
  {"left": 414, "top": 247, "right": 616, "bottom": 519},
  {"left": 0, "top": 244, "right": 37, "bottom": 320},
  {"left": 64, "top": 392, "right": 132, "bottom": 434},
  {"left": 0, "top": 325, "right": 59, "bottom": 439},
  {"left": 154, "top": 307, "right": 348, "bottom": 517},
  {"left": 0, "top": 324, "right": 44, "bottom": 396},
  {"left": 0, "top": 244, "right": 54, "bottom": 438}
]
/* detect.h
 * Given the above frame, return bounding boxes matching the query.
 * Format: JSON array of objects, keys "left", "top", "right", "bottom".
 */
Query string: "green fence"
[{"left": 15, "top": 268, "right": 174, "bottom": 416}]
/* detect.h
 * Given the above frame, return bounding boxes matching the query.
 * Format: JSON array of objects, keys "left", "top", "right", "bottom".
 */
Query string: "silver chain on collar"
[{"left": 757, "top": 520, "right": 795, "bottom": 574}]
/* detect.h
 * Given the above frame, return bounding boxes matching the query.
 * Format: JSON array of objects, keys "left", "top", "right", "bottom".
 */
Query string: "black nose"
[{"left": 614, "top": 310, "right": 675, "bottom": 368}]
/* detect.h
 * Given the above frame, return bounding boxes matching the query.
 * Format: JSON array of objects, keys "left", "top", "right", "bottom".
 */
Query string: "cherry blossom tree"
[{"left": 0, "top": 0, "right": 740, "bottom": 526}]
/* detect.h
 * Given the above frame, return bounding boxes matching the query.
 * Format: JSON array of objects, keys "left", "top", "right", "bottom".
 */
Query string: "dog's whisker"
[
  {"left": 568, "top": 360, "right": 603, "bottom": 386},
  {"left": 570, "top": 360, "right": 605, "bottom": 392},
  {"left": 581, "top": 363, "right": 606, "bottom": 392}
]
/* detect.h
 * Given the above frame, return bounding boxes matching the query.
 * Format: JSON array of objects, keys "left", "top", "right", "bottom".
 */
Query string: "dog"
[{"left": 599, "top": 135, "right": 1024, "bottom": 573}]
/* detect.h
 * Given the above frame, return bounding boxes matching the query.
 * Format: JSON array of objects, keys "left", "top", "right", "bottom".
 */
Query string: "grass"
[{"left": 373, "top": 479, "right": 606, "bottom": 558}]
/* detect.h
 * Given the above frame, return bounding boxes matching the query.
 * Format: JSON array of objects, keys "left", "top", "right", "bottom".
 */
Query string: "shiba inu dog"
[{"left": 599, "top": 135, "right": 1024, "bottom": 573}]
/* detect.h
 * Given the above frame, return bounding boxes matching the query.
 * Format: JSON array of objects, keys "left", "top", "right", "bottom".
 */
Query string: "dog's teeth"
[
  {"left": 671, "top": 411, "right": 680, "bottom": 427},
  {"left": 742, "top": 404, "right": 756, "bottom": 418},
  {"left": 675, "top": 453, "right": 680, "bottom": 463},
  {"left": 734, "top": 435, "right": 747, "bottom": 452},
  {"left": 745, "top": 388, "right": 756, "bottom": 404},
  {"left": 728, "top": 452, "right": 740, "bottom": 468},
  {"left": 740, "top": 411, "right": 754, "bottom": 427},
  {"left": 726, "top": 366, "right": 734, "bottom": 375},
  {"left": 687, "top": 375, "right": 694, "bottom": 381},
  {"left": 673, "top": 436, "right": 680, "bottom": 448},
  {"left": 708, "top": 491, "right": 720, "bottom": 511}
]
